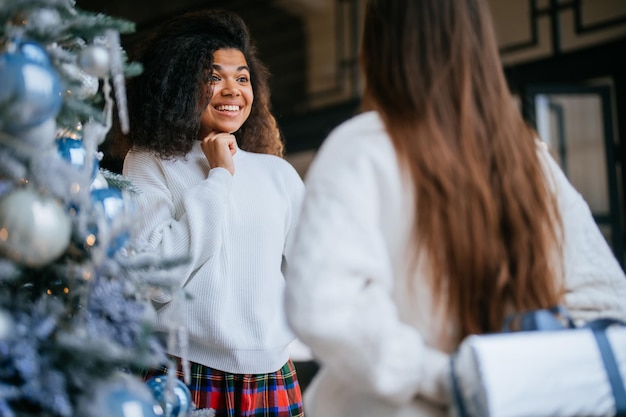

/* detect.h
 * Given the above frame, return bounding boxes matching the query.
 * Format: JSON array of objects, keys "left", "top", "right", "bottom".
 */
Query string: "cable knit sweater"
[
  {"left": 285, "top": 111, "right": 626, "bottom": 417},
  {"left": 123, "top": 141, "right": 305, "bottom": 374}
]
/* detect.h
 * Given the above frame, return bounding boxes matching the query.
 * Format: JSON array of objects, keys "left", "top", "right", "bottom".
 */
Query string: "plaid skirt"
[{"left": 144, "top": 357, "right": 304, "bottom": 417}]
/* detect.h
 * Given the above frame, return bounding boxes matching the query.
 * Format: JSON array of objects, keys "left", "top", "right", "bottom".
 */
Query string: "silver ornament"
[
  {"left": 25, "top": 9, "right": 62, "bottom": 35},
  {"left": 61, "top": 62, "right": 99, "bottom": 99},
  {"left": 0, "top": 188, "right": 72, "bottom": 267},
  {"left": 78, "top": 45, "right": 111, "bottom": 78}
]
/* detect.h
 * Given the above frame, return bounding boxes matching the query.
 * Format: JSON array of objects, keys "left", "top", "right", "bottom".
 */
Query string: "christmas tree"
[{"left": 0, "top": 1, "right": 208, "bottom": 416}]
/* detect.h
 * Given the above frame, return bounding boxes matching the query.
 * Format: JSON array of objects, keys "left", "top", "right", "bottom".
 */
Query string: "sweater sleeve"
[
  {"left": 285, "top": 118, "right": 449, "bottom": 406},
  {"left": 123, "top": 151, "right": 232, "bottom": 301},
  {"left": 281, "top": 163, "right": 306, "bottom": 273},
  {"left": 539, "top": 147, "right": 626, "bottom": 323}
]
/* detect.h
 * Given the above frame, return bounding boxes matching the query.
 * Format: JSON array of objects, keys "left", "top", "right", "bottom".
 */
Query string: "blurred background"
[{"left": 78, "top": 0, "right": 626, "bottom": 268}]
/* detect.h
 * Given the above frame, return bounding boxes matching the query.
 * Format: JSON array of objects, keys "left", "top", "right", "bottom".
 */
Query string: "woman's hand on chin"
[{"left": 201, "top": 131, "right": 237, "bottom": 175}]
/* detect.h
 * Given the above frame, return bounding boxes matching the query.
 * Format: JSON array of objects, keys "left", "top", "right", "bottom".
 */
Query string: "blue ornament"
[
  {"left": 90, "top": 187, "right": 131, "bottom": 255},
  {"left": 0, "top": 41, "right": 62, "bottom": 133},
  {"left": 91, "top": 187, "right": 125, "bottom": 221},
  {"left": 57, "top": 136, "right": 100, "bottom": 179},
  {"left": 19, "top": 41, "right": 53, "bottom": 66},
  {"left": 78, "top": 372, "right": 164, "bottom": 417},
  {"left": 104, "top": 388, "right": 163, "bottom": 417},
  {"left": 146, "top": 376, "right": 192, "bottom": 417}
]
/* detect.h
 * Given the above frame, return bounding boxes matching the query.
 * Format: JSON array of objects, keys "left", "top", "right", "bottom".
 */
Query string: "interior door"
[{"left": 527, "top": 84, "right": 624, "bottom": 267}]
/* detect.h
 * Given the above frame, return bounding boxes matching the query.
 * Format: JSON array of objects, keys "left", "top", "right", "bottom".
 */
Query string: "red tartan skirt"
[{"left": 144, "top": 357, "right": 304, "bottom": 417}]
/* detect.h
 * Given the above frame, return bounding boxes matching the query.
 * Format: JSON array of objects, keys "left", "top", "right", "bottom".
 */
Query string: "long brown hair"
[{"left": 360, "top": 0, "right": 564, "bottom": 340}]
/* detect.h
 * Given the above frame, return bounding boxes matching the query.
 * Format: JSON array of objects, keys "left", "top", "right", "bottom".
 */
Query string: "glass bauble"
[
  {"left": 146, "top": 376, "right": 192, "bottom": 417},
  {"left": 0, "top": 188, "right": 71, "bottom": 267},
  {"left": 0, "top": 41, "right": 62, "bottom": 133}
]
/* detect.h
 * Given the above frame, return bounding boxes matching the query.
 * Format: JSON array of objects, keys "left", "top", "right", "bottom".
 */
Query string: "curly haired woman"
[{"left": 120, "top": 9, "right": 305, "bottom": 417}]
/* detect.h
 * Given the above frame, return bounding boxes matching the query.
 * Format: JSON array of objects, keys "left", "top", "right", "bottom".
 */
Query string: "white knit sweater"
[
  {"left": 285, "top": 111, "right": 626, "bottom": 417},
  {"left": 123, "top": 141, "right": 304, "bottom": 374}
]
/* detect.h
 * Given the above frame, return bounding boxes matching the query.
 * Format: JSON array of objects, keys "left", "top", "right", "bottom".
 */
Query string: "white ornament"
[
  {"left": 105, "top": 30, "right": 130, "bottom": 134},
  {"left": 78, "top": 45, "right": 111, "bottom": 78},
  {"left": 0, "top": 188, "right": 72, "bottom": 267},
  {"left": 26, "top": 9, "right": 62, "bottom": 35}
]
